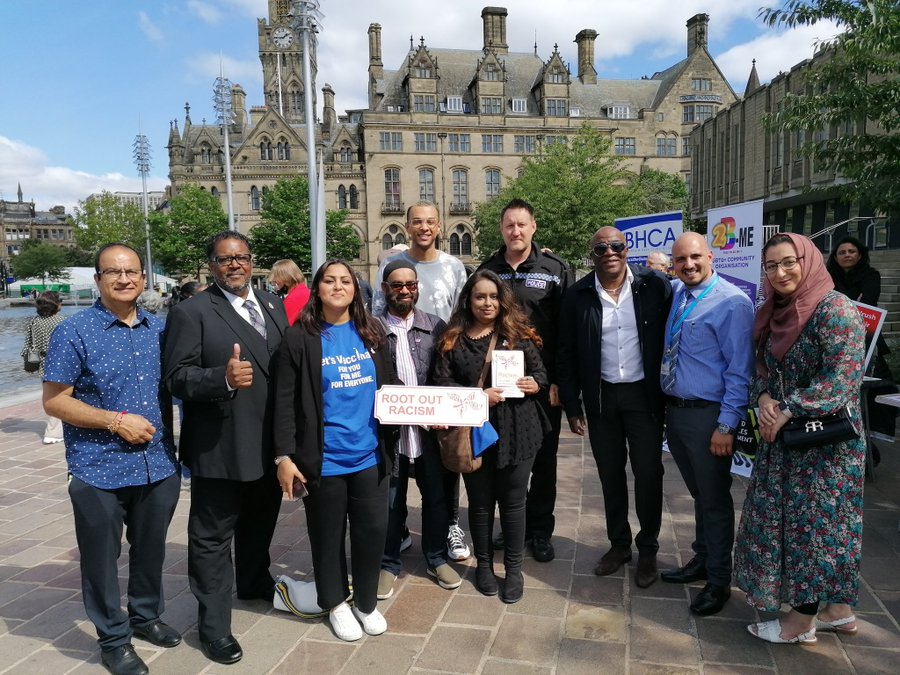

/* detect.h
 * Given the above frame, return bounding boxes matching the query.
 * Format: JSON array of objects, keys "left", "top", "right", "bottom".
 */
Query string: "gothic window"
[
  {"left": 338, "top": 185, "right": 347, "bottom": 209},
  {"left": 462, "top": 232, "right": 472, "bottom": 256},
  {"left": 419, "top": 169, "right": 435, "bottom": 202},
  {"left": 250, "top": 186, "right": 260, "bottom": 210},
  {"left": 382, "top": 224, "right": 406, "bottom": 250},
  {"left": 260, "top": 141, "right": 274, "bottom": 161},
  {"left": 450, "top": 233, "right": 461, "bottom": 255},
  {"left": 199, "top": 144, "right": 212, "bottom": 164},
  {"left": 452, "top": 169, "right": 468, "bottom": 207},
  {"left": 277, "top": 142, "right": 285, "bottom": 160},
  {"left": 349, "top": 184, "right": 359, "bottom": 210},
  {"left": 384, "top": 168, "right": 401, "bottom": 209},
  {"left": 485, "top": 169, "right": 500, "bottom": 198},
  {"left": 211, "top": 187, "right": 219, "bottom": 198},
  {"left": 289, "top": 90, "right": 303, "bottom": 117},
  {"left": 339, "top": 144, "right": 353, "bottom": 163}
]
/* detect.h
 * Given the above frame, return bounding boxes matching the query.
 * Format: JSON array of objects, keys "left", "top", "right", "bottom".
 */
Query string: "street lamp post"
[
  {"left": 213, "top": 67, "right": 237, "bottom": 231},
  {"left": 132, "top": 128, "right": 155, "bottom": 290},
  {"left": 289, "top": 0, "right": 325, "bottom": 271}
]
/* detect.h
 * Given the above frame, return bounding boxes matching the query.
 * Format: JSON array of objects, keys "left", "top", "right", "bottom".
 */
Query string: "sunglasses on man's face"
[
  {"left": 386, "top": 281, "right": 418, "bottom": 291},
  {"left": 591, "top": 242, "right": 626, "bottom": 256}
]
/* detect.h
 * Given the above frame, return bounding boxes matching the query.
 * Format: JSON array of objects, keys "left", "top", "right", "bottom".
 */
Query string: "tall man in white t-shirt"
[{"left": 372, "top": 201, "right": 469, "bottom": 560}]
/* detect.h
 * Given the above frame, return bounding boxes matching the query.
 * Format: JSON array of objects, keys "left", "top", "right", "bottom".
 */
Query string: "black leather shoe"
[
  {"left": 660, "top": 556, "right": 708, "bottom": 584},
  {"left": 131, "top": 620, "right": 182, "bottom": 648},
  {"left": 594, "top": 546, "right": 632, "bottom": 576},
  {"left": 500, "top": 569, "right": 524, "bottom": 604},
  {"left": 475, "top": 564, "right": 499, "bottom": 596},
  {"left": 690, "top": 582, "right": 731, "bottom": 616},
  {"left": 101, "top": 644, "right": 149, "bottom": 675},
  {"left": 201, "top": 635, "right": 243, "bottom": 664},
  {"left": 531, "top": 537, "right": 555, "bottom": 563}
]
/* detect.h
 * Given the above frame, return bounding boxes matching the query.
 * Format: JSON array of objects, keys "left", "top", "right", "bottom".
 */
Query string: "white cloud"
[
  {"left": 183, "top": 52, "right": 263, "bottom": 95},
  {"left": 138, "top": 11, "right": 165, "bottom": 43},
  {"left": 188, "top": 0, "right": 224, "bottom": 24},
  {"left": 0, "top": 136, "right": 167, "bottom": 214},
  {"left": 715, "top": 20, "right": 843, "bottom": 89}
]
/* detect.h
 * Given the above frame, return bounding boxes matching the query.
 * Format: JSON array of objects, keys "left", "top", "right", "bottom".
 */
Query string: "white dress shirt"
[{"left": 595, "top": 268, "right": 644, "bottom": 383}]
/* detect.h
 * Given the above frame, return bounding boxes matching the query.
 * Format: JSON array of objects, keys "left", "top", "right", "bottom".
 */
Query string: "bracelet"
[{"left": 107, "top": 411, "right": 127, "bottom": 435}]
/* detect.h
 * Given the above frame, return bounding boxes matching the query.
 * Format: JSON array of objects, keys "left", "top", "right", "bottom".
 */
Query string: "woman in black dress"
[{"left": 433, "top": 270, "right": 548, "bottom": 603}]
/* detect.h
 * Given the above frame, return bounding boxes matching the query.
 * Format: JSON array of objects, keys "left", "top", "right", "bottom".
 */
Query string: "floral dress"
[{"left": 734, "top": 291, "right": 866, "bottom": 611}]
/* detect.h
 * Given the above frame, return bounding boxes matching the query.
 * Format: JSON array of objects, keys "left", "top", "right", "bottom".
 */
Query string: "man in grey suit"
[{"left": 164, "top": 231, "right": 288, "bottom": 665}]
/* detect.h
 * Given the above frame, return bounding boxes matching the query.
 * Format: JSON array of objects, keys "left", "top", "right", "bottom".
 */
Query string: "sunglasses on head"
[{"left": 591, "top": 242, "right": 626, "bottom": 256}]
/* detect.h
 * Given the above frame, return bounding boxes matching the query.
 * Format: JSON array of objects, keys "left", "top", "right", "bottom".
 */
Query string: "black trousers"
[
  {"left": 304, "top": 464, "right": 389, "bottom": 614},
  {"left": 383, "top": 443, "right": 452, "bottom": 575},
  {"left": 525, "top": 390, "right": 563, "bottom": 539},
  {"left": 68, "top": 473, "right": 180, "bottom": 650},
  {"left": 586, "top": 381, "right": 664, "bottom": 555},
  {"left": 665, "top": 404, "right": 734, "bottom": 586},
  {"left": 188, "top": 474, "right": 282, "bottom": 641},
  {"left": 462, "top": 448, "right": 535, "bottom": 573}
]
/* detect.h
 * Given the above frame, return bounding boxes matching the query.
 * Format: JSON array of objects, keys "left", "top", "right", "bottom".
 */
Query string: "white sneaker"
[
  {"left": 447, "top": 524, "right": 470, "bottom": 561},
  {"left": 352, "top": 606, "right": 387, "bottom": 636},
  {"left": 329, "top": 602, "right": 363, "bottom": 641}
]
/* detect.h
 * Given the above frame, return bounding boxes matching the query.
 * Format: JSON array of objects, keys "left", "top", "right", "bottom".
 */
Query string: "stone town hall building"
[{"left": 166, "top": 2, "right": 737, "bottom": 279}]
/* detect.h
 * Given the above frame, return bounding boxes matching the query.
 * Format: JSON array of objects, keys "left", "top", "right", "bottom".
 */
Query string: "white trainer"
[
  {"left": 329, "top": 602, "right": 363, "bottom": 641},
  {"left": 352, "top": 606, "right": 387, "bottom": 636},
  {"left": 447, "top": 524, "right": 470, "bottom": 561}
]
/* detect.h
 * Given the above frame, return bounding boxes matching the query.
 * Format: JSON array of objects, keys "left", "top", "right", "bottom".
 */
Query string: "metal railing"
[{"left": 808, "top": 216, "right": 883, "bottom": 252}]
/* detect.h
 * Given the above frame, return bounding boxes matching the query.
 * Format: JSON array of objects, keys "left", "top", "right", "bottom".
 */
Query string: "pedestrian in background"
[{"left": 21, "top": 290, "right": 66, "bottom": 443}]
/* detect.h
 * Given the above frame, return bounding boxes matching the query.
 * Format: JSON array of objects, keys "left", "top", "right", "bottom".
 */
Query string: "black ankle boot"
[
  {"left": 475, "top": 563, "right": 498, "bottom": 596},
  {"left": 501, "top": 569, "right": 524, "bottom": 604}
]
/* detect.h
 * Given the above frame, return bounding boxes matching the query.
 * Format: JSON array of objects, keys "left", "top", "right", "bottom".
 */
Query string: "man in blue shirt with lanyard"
[
  {"left": 43, "top": 243, "right": 181, "bottom": 675},
  {"left": 659, "top": 232, "right": 754, "bottom": 616}
]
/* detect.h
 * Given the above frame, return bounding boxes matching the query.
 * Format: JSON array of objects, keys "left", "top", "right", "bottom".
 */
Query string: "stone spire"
[{"left": 744, "top": 59, "right": 761, "bottom": 96}]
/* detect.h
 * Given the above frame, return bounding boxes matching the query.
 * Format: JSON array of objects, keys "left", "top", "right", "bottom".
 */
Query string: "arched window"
[
  {"left": 462, "top": 233, "right": 473, "bottom": 256},
  {"left": 259, "top": 142, "right": 267, "bottom": 160},
  {"left": 338, "top": 185, "right": 347, "bottom": 209},
  {"left": 211, "top": 187, "right": 219, "bottom": 198},
  {"left": 250, "top": 186, "right": 260, "bottom": 210},
  {"left": 449, "top": 233, "right": 461, "bottom": 255},
  {"left": 485, "top": 169, "right": 500, "bottom": 198},
  {"left": 419, "top": 168, "right": 435, "bottom": 202},
  {"left": 382, "top": 233, "right": 393, "bottom": 250},
  {"left": 384, "top": 168, "right": 401, "bottom": 211},
  {"left": 382, "top": 224, "right": 406, "bottom": 250},
  {"left": 277, "top": 142, "right": 285, "bottom": 160},
  {"left": 349, "top": 185, "right": 359, "bottom": 210},
  {"left": 199, "top": 144, "right": 212, "bottom": 164},
  {"left": 452, "top": 169, "right": 468, "bottom": 209},
  {"left": 340, "top": 144, "right": 353, "bottom": 163},
  {"left": 289, "top": 89, "right": 303, "bottom": 118}
]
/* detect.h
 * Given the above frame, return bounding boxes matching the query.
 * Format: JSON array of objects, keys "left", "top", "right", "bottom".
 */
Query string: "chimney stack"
[
  {"left": 481, "top": 7, "right": 508, "bottom": 54},
  {"left": 686, "top": 14, "right": 709, "bottom": 57},
  {"left": 574, "top": 29, "right": 598, "bottom": 84},
  {"left": 322, "top": 84, "right": 336, "bottom": 139}
]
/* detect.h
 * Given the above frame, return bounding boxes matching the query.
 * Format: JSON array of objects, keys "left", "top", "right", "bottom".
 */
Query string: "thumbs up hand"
[{"left": 226, "top": 343, "right": 253, "bottom": 389}]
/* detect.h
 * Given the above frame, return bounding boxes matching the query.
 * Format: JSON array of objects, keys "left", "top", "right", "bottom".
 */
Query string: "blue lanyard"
[{"left": 667, "top": 276, "right": 718, "bottom": 345}]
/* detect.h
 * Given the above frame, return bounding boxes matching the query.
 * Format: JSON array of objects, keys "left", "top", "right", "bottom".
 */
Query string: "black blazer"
[
  {"left": 272, "top": 322, "right": 400, "bottom": 489},
  {"left": 557, "top": 264, "right": 672, "bottom": 419},
  {"left": 163, "top": 284, "right": 289, "bottom": 481}
]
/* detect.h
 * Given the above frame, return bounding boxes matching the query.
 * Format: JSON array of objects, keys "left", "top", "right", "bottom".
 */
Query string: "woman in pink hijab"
[{"left": 735, "top": 232, "right": 867, "bottom": 644}]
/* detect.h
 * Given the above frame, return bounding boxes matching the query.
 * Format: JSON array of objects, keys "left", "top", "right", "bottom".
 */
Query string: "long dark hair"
[
  {"left": 826, "top": 235, "right": 870, "bottom": 276},
  {"left": 298, "top": 259, "right": 384, "bottom": 349},
  {"left": 438, "top": 269, "right": 541, "bottom": 352}
]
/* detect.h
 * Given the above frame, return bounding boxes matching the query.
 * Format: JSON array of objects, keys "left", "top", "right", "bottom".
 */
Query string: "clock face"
[{"left": 272, "top": 27, "right": 294, "bottom": 49}]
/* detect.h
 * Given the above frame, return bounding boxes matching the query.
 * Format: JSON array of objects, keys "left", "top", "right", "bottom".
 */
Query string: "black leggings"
[{"left": 462, "top": 449, "right": 535, "bottom": 572}]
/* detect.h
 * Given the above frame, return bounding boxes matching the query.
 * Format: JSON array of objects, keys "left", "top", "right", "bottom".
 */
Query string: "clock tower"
[{"left": 258, "top": 0, "right": 316, "bottom": 124}]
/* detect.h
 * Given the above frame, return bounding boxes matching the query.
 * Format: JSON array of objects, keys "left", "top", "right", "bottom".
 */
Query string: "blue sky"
[{"left": 0, "top": 1, "right": 840, "bottom": 213}]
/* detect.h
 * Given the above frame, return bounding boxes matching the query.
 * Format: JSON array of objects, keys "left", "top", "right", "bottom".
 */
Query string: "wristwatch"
[
  {"left": 778, "top": 401, "right": 793, "bottom": 418},
  {"left": 274, "top": 455, "right": 291, "bottom": 466},
  {"left": 716, "top": 423, "right": 736, "bottom": 436}
]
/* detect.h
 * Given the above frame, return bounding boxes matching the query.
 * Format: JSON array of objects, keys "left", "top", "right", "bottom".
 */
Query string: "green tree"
[
  {"left": 630, "top": 168, "right": 689, "bottom": 218},
  {"left": 64, "top": 247, "right": 95, "bottom": 267},
  {"left": 72, "top": 191, "right": 145, "bottom": 253},
  {"left": 473, "top": 126, "right": 642, "bottom": 268},
  {"left": 10, "top": 241, "right": 71, "bottom": 286},
  {"left": 762, "top": 0, "right": 900, "bottom": 214},
  {"left": 250, "top": 176, "right": 359, "bottom": 273},
  {"left": 150, "top": 184, "right": 228, "bottom": 278}
]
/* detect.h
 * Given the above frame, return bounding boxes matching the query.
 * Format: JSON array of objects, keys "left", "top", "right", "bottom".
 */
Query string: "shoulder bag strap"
[{"left": 476, "top": 332, "right": 499, "bottom": 388}]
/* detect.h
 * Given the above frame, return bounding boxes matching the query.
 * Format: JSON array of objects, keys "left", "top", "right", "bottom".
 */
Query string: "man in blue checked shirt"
[
  {"left": 43, "top": 243, "right": 181, "bottom": 675},
  {"left": 659, "top": 232, "right": 754, "bottom": 617}
]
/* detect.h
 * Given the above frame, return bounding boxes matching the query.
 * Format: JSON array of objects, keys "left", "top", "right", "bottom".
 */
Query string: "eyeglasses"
[
  {"left": 409, "top": 218, "right": 439, "bottom": 228},
  {"left": 386, "top": 281, "right": 418, "bottom": 291},
  {"left": 99, "top": 268, "right": 143, "bottom": 281},
  {"left": 591, "top": 242, "right": 626, "bottom": 256},
  {"left": 762, "top": 256, "right": 804, "bottom": 275},
  {"left": 212, "top": 254, "right": 252, "bottom": 267}
]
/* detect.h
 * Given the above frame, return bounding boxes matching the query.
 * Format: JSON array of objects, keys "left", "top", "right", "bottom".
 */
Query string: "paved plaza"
[{"left": 0, "top": 391, "right": 898, "bottom": 674}]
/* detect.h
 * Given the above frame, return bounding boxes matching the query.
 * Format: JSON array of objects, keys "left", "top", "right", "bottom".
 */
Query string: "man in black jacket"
[
  {"left": 164, "top": 231, "right": 288, "bottom": 665},
  {"left": 557, "top": 226, "right": 672, "bottom": 588},
  {"left": 478, "top": 199, "right": 572, "bottom": 562}
]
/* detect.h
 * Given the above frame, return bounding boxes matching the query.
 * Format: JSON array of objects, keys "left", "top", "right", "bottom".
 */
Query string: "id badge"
[{"left": 660, "top": 361, "right": 671, "bottom": 378}]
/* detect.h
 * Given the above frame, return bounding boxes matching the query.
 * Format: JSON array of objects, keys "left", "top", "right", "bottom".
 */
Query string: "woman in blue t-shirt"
[{"left": 272, "top": 260, "right": 399, "bottom": 642}]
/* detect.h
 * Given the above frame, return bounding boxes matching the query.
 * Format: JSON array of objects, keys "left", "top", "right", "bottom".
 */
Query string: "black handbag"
[{"left": 780, "top": 405, "right": 858, "bottom": 450}]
